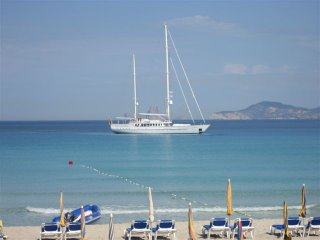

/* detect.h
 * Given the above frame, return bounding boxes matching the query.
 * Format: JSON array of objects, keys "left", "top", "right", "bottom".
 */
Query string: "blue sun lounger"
[
  {"left": 201, "top": 217, "right": 230, "bottom": 239},
  {"left": 152, "top": 220, "right": 176, "bottom": 240},
  {"left": 124, "top": 220, "right": 151, "bottom": 240},
  {"left": 0, "top": 234, "right": 7, "bottom": 240},
  {"left": 305, "top": 217, "right": 320, "bottom": 236},
  {"left": 230, "top": 218, "right": 254, "bottom": 239},
  {"left": 65, "top": 223, "right": 81, "bottom": 239},
  {"left": 40, "top": 223, "right": 62, "bottom": 240},
  {"left": 270, "top": 216, "right": 305, "bottom": 237}
]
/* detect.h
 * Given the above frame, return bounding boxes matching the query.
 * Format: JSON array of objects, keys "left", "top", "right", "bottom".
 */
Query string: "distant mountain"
[{"left": 210, "top": 101, "right": 320, "bottom": 120}]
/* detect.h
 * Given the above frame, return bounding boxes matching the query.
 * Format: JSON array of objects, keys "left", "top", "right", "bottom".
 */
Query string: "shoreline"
[{"left": 4, "top": 219, "right": 317, "bottom": 240}]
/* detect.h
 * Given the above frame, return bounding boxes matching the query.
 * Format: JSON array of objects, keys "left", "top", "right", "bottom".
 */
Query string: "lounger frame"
[
  {"left": 124, "top": 220, "right": 151, "bottom": 240},
  {"left": 152, "top": 220, "right": 176, "bottom": 240},
  {"left": 230, "top": 218, "right": 254, "bottom": 240},
  {"left": 202, "top": 217, "right": 231, "bottom": 239},
  {"left": 270, "top": 216, "right": 305, "bottom": 238},
  {"left": 306, "top": 217, "right": 320, "bottom": 236},
  {"left": 65, "top": 223, "right": 81, "bottom": 240},
  {"left": 40, "top": 223, "right": 62, "bottom": 240}
]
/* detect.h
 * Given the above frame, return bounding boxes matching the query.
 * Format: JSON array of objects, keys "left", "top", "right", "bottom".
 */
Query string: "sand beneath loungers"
[{"left": 4, "top": 219, "right": 317, "bottom": 240}]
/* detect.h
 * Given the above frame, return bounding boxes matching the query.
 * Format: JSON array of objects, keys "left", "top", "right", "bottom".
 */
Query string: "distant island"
[{"left": 209, "top": 101, "right": 320, "bottom": 120}]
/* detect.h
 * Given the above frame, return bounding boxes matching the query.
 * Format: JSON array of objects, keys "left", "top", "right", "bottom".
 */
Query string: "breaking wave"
[
  {"left": 26, "top": 204, "right": 316, "bottom": 215},
  {"left": 26, "top": 207, "right": 74, "bottom": 215}
]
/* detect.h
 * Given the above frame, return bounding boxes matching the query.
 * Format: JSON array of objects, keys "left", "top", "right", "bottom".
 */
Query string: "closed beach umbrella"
[
  {"left": 283, "top": 201, "right": 291, "bottom": 240},
  {"left": 108, "top": 213, "right": 114, "bottom": 240},
  {"left": 188, "top": 202, "right": 197, "bottom": 240},
  {"left": 80, "top": 206, "right": 86, "bottom": 240},
  {"left": 237, "top": 218, "right": 243, "bottom": 240},
  {"left": 148, "top": 187, "right": 154, "bottom": 223},
  {"left": 59, "top": 191, "right": 66, "bottom": 227},
  {"left": 227, "top": 179, "right": 234, "bottom": 223},
  {"left": 299, "top": 184, "right": 306, "bottom": 218}
]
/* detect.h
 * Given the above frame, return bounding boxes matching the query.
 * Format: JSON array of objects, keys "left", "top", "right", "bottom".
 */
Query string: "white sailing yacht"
[{"left": 109, "top": 25, "right": 210, "bottom": 134}]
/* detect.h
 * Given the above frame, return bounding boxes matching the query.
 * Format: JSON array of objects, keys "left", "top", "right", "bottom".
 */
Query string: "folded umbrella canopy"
[
  {"left": 227, "top": 179, "right": 234, "bottom": 224},
  {"left": 59, "top": 192, "right": 66, "bottom": 228},
  {"left": 108, "top": 213, "right": 114, "bottom": 240},
  {"left": 299, "top": 184, "right": 306, "bottom": 218},
  {"left": 283, "top": 201, "right": 292, "bottom": 240},
  {"left": 188, "top": 202, "right": 197, "bottom": 240},
  {"left": 81, "top": 206, "right": 86, "bottom": 240},
  {"left": 237, "top": 218, "right": 243, "bottom": 240},
  {"left": 148, "top": 187, "right": 154, "bottom": 224}
]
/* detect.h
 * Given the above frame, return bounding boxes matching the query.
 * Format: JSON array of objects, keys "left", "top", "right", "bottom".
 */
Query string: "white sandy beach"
[{"left": 4, "top": 219, "right": 318, "bottom": 240}]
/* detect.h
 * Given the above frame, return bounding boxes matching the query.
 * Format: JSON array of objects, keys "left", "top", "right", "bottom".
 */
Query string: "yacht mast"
[
  {"left": 133, "top": 54, "right": 138, "bottom": 119},
  {"left": 165, "top": 24, "right": 171, "bottom": 121}
]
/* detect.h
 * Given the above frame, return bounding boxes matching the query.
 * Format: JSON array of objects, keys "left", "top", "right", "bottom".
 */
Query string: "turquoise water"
[{"left": 0, "top": 120, "right": 319, "bottom": 226}]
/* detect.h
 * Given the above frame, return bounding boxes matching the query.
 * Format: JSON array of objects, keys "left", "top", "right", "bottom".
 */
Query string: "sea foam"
[{"left": 26, "top": 204, "right": 316, "bottom": 215}]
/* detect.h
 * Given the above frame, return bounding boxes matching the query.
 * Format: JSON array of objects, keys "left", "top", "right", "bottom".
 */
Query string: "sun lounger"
[
  {"left": 124, "top": 220, "right": 151, "bottom": 240},
  {"left": 65, "top": 223, "right": 81, "bottom": 239},
  {"left": 230, "top": 218, "right": 254, "bottom": 239},
  {"left": 40, "top": 222, "right": 62, "bottom": 240},
  {"left": 0, "top": 234, "right": 7, "bottom": 240},
  {"left": 305, "top": 216, "right": 320, "bottom": 236},
  {"left": 152, "top": 219, "right": 176, "bottom": 240},
  {"left": 270, "top": 216, "right": 305, "bottom": 237},
  {"left": 201, "top": 217, "right": 230, "bottom": 238}
]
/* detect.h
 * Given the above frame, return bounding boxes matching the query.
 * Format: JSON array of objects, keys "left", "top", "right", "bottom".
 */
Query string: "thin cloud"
[
  {"left": 251, "top": 64, "right": 271, "bottom": 74},
  {"left": 223, "top": 64, "right": 293, "bottom": 75},
  {"left": 224, "top": 64, "right": 248, "bottom": 75},
  {"left": 167, "top": 15, "right": 238, "bottom": 34}
]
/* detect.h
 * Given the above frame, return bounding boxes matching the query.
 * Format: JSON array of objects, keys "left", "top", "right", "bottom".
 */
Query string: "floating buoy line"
[
  {"left": 78, "top": 163, "right": 254, "bottom": 218},
  {"left": 79, "top": 164, "right": 210, "bottom": 207}
]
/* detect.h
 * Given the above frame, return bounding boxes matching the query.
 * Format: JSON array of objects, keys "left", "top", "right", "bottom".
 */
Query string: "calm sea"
[{"left": 0, "top": 120, "right": 319, "bottom": 226}]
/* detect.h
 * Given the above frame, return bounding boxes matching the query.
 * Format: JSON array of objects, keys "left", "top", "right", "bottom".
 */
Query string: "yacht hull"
[{"left": 110, "top": 124, "right": 210, "bottom": 134}]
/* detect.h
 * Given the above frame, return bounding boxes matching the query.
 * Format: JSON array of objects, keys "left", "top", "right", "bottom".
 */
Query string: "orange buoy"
[{"left": 68, "top": 160, "right": 74, "bottom": 165}]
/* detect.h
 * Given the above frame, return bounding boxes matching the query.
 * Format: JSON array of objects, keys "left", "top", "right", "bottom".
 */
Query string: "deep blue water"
[{"left": 0, "top": 120, "right": 319, "bottom": 226}]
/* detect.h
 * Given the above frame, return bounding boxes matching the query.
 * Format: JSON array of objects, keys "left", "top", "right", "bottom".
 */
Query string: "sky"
[{"left": 1, "top": 0, "right": 319, "bottom": 120}]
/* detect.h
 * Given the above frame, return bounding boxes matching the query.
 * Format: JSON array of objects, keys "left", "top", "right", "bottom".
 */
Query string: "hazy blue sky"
[{"left": 1, "top": 0, "right": 319, "bottom": 120}]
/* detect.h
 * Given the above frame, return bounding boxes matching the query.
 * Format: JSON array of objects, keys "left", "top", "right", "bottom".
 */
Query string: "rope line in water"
[
  {"left": 79, "top": 164, "right": 210, "bottom": 206},
  {"left": 79, "top": 164, "right": 254, "bottom": 218}
]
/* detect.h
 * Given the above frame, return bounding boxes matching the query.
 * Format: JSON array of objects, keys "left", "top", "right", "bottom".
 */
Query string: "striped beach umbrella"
[
  {"left": 59, "top": 191, "right": 66, "bottom": 227},
  {"left": 227, "top": 179, "right": 234, "bottom": 224},
  {"left": 80, "top": 206, "right": 86, "bottom": 240},
  {"left": 188, "top": 202, "right": 197, "bottom": 240},
  {"left": 108, "top": 213, "right": 114, "bottom": 240},
  {"left": 299, "top": 184, "right": 306, "bottom": 218},
  {"left": 283, "top": 201, "right": 291, "bottom": 240},
  {"left": 148, "top": 187, "right": 154, "bottom": 224}
]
